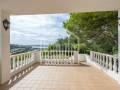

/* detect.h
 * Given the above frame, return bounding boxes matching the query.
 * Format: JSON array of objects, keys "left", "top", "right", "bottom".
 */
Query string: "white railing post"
[
  {"left": 25, "top": 54, "right": 27, "bottom": 65},
  {"left": 20, "top": 55, "right": 23, "bottom": 67},
  {"left": 96, "top": 53, "right": 98, "bottom": 63},
  {"left": 92, "top": 52, "right": 94, "bottom": 61},
  {"left": 90, "top": 51, "right": 93, "bottom": 61},
  {"left": 23, "top": 54, "right": 25, "bottom": 66},
  {"left": 102, "top": 55, "right": 105, "bottom": 68},
  {"left": 98, "top": 53, "right": 100, "bottom": 64},
  {"left": 17, "top": 56, "right": 19, "bottom": 68},
  {"left": 94, "top": 53, "right": 96, "bottom": 62},
  {"left": 99, "top": 54, "right": 101, "bottom": 65},
  {"left": 73, "top": 51, "right": 79, "bottom": 64},
  {"left": 113, "top": 58, "right": 117, "bottom": 73},
  {"left": 106, "top": 56, "right": 109, "bottom": 69},
  {"left": 13, "top": 56, "right": 16, "bottom": 71},
  {"left": 33, "top": 50, "right": 40, "bottom": 63},
  {"left": 25, "top": 54, "right": 27, "bottom": 64},
  {"left": 109, "top": 57, "right": 112, "bottom": 70}
]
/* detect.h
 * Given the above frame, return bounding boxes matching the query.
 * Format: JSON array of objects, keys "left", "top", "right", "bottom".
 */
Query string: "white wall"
[
  {"left": 0, "top": 0, "right": 120, "bottom": 14},
  {"left": 0, "top": 10, "right": 10, "bottom": 84}
]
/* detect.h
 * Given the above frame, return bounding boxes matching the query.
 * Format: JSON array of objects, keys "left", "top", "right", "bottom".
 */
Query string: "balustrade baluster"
[
  {"left": 98, "top": 53, "right": 100, "bottom": 64},
  {"left": 27, "top": 53, "right": 29, "bottom": 64},
  {"left": 96, "top": 53, "right": 98, "bottom": 63},
  {"left": 56, "top": 48, "right": 58, "bottom": 65},
  {"left": 13, "top": 56, "right": 16, "bottom": 70},
  {"left": 94, "top": 53, "right": 96, "bottom": 62},
  {"left": 29, "top": 53, "right": 31, "bottom": 63},
  {"left": 45, "top": 50, "right": 47, "bottom": 60},
  {"left": 40, "top": 51, "right": 41, "bottom": 62},
  {"left": 99, "top": 54, "right": 101, "bottom": 65},
  {"left": 48, "top": 51, "right": 49, "bottom": 61},
  {"left": 98, "top": 54, "right": 100, "bottom": 64},
  {"left": 92, "top": 52, "right": 94, "bottom": 61},
  {"left": 109, "top": 57, "right": 112, "bottom": 70},
  {"left": 10, "top": 58, "right": 13, "bottom": 70},
  {"left": 111, "top": 57, "right": 114, "bottom": 71},
  {"left": 25, "top": 54, "right": 27, "bottom": 64},
  {"left": 99, "top": 54, "right": 102, "bottom": 65},
  {"left": 105, "top": 56, "right": 108, "bottom": 69},
  {"left": 97, "top": 53, "right": 99, "bottom": 64},
  {"left": 23, "top": 54, "right": 25, "bottom": 65},
  {"left": 17, "top": 56, "right": 19, "bottom": 68},
  {"left": 101, "top": 55, "right": 103, "bottom": 66},
  {"left": 25, "top": 54, "right": 28, "bottom": 64},
  {"left": 93, "top": 53, "right": 95, "bottom": 62},
  {"left": 91, "top": 52, "right": 93, "bottom": 61},
  {"left": 21, "top": 55, "right": 23, "bottom": 67},
  {"left": 30, "top": 53, "right": 33, "bottom": 62},
  {"left": 105, "top": 55, "right": 107, "bottom": 67},
  {"left": 62, "top": 50, "right": 63, "bottom": 60},
  {"left": 28, "top": 53, "right": 30, "bottom": 63},
  {"left": 102, "top": 55, "right": 105, "bottom": 67},
  {"left": 41, "top": 50, "right": 43, "bottom": 61}
]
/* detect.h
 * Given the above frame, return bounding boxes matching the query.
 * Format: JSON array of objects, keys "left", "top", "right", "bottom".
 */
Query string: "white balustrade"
[
  {"left": 40, "top": 50, "right": 77, "bottom": 65},
  {"left": 91, "top": 51, "right": 119, "bottom": 73},
  {"left": 90, "top": 51, "right": 119, "bottom": 76},
  {"left": 10, "top": 51, "right": 36, "bottom": 76},
  {"left": 10, "top": 50, "right": 79, "bottom": 77}
]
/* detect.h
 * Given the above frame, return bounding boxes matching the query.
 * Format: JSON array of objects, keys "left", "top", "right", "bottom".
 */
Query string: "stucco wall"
[{"left": 0, "top": 0, "right": 120, "bottom": 14}]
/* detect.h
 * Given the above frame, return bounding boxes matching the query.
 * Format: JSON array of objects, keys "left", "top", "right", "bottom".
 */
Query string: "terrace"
[
  {"left": 0, "top": 0, "right": 120, "bottom": 90},
  {"left": 0, "top": 50, "right": 120, "bottom": 90}
]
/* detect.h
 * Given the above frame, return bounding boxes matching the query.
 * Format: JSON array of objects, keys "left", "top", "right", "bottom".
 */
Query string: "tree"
[{"left": 64, "top": 11, "right": 118, "bottom": 54}]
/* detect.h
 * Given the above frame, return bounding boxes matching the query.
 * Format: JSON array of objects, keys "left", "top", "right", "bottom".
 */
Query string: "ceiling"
[{"left": 0, "top": 0, "right": 120, "bottom": 15}]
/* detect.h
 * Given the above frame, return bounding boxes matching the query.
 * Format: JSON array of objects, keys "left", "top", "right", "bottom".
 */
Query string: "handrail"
[
  {"left": 91, "top": 51, "right": 117, "bottom": 57},
  {"left": 10, "top": 51, "right": 35, "bottom": 57}
]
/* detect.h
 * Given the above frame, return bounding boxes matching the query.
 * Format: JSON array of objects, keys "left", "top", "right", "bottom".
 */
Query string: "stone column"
[{"left": 0, "top": 9, "right": 10, "bottom": 84}]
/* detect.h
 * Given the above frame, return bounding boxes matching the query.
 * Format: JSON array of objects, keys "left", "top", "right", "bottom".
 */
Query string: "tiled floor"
[{"left": 9, "top": 63, "right": 120, "bottom": 90}]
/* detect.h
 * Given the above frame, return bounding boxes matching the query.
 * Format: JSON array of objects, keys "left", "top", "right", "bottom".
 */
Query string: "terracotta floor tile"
[{"left": 9, "top": 63, "right": 120, "bottom": 90}]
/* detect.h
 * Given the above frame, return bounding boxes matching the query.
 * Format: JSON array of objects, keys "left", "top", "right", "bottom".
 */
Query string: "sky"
[{"left": 10, "top": 13, "right": 69, "bottom": 45}]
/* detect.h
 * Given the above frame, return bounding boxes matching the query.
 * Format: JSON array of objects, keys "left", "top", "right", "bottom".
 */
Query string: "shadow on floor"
[
  {"left": 40, "top": 61, "right": 90, "bottom": 67},
  {"left": 0, "top": 63, "right": 39, "bottom": 90},
  {"left": 0, "top": 61, "right": 90, "bottom": 90}
]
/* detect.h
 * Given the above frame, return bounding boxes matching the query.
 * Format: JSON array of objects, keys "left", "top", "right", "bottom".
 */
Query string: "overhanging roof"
[{"left": 0, "top": 0, "right": 120, "bottom": 15}]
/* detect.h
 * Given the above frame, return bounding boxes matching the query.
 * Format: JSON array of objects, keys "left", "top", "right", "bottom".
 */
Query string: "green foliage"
[
  {"left": 48, "top": 44, "right": 56, "bottom": 50},
  {"left": 63, "top": 11, "right": 118, "bottom": 54}
]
